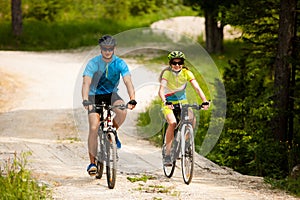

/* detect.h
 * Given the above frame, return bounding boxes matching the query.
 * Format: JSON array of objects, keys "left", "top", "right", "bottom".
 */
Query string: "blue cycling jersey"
[{"left": 83, "top": 55, "right": 130, "bottom": 95}]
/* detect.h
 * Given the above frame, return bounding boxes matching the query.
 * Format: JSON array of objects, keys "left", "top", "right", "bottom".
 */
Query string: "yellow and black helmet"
[{"left": 167, "top": 51, "right": 186, "bottom": 61}]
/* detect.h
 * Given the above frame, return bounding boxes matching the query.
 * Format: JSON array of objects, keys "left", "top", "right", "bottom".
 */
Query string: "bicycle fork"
[{"left": 180, "top": 124, "right": 193, "bottom": 157}]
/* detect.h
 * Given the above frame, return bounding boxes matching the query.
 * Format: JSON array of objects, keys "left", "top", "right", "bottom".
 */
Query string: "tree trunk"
[
  {"left": 273, "top": 0, "right": 297, "bottom": 141},
  {"left": 204, "top": 11, "right": 224, "bottom": 54},
  {"left": 11, "top": 0, "right": 22, "bottom": 36}
]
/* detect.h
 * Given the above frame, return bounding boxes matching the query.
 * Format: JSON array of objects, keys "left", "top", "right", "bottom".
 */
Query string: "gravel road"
[{"left": 0, "top": 17, "right": 298, "bottom": 200}]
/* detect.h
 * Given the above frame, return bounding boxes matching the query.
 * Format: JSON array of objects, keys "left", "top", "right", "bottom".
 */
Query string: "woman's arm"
[
  {"left": 158, "top": 79, "right": 167, "bottom": 103},
  {"left": 190, "top": 79, "right": 208, "bottom": 102}
]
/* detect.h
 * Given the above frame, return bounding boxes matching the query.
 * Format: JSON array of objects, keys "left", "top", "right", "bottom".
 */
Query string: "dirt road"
[{"left": 0, "top": 49, "right": 298, "bottom": 200}]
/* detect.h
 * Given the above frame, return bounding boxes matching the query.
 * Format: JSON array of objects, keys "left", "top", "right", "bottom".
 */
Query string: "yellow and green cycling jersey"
[{"left": 161, "top": 68, "right": 195, "bottom": 102}]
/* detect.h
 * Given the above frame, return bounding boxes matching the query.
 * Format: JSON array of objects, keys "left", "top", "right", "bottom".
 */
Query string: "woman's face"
[{"left": 170, "top": 58, "right": 184, "bottom": 72}]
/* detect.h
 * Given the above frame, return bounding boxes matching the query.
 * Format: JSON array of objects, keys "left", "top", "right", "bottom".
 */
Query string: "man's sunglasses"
[
  {"left": 171, "top": 61, "right": 184, "bottom": 65},
  {"left": 101, "top": 47, "right": 114, "bottom": 52}
]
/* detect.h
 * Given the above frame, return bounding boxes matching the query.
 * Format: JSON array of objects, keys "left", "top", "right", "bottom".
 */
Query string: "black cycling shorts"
[{"left": 88, "top": 93, "right": 123, "bottom": 114}]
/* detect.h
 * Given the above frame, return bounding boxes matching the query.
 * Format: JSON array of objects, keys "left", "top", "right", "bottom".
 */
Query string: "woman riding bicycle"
[{"left": 158, "top": 51, "right": 210, "bottom": 166}]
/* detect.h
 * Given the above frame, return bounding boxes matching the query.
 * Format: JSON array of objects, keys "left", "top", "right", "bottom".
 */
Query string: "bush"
[{"left": 0, "top": 152, "right": 50, "bottom": 199}]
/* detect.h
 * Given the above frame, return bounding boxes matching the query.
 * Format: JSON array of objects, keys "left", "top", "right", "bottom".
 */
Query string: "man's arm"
[
  {"left": 82, "top": 75, "right": 92, "bottom": 101},
  {"left": 123, "top": 75, "right": 135, "bottom": 100}
]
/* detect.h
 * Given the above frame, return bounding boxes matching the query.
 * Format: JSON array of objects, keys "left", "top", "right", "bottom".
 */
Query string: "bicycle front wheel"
[
  {"left": 105, "top": 131, "right": 117, "bottom": 189},
  {"left": 162, "top": 131, "right": 176, "bottom": 178},
  {"left": 181, "top": 125, "right": 194, "bottom": 185},
  {"left": 96, "top": 131, "right": 104, "bottom": 179}
]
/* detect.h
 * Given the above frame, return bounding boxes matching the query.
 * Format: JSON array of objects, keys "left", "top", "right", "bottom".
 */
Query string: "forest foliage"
[{"left": 0, "top": 0, "right": 191, "bottom": 50}]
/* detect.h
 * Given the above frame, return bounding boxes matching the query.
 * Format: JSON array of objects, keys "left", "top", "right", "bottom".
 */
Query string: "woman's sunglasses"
[{"left": 171, "top": 61, "right": 184, "bottom": 65}]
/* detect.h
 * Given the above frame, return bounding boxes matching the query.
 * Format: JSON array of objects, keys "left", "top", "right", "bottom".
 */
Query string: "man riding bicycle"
[
  {"left": 158, "top": 51, "right": 209, "bottom": 166},
  {"left": 82, "top": 35, "right": 137, "bottom": 175}
]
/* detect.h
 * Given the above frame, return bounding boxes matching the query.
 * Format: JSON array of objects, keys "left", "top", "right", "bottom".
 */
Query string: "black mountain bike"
[
  {"left": 88, "top": 102, "right": 127, "bottom": 189},
  {"left": 162, "top": 102, "right": 209, "bottom": 185}
]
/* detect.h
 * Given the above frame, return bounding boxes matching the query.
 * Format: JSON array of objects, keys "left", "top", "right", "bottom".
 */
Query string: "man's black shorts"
[{"left": 88, "top": 93, "right": 123, "bottom": 114}]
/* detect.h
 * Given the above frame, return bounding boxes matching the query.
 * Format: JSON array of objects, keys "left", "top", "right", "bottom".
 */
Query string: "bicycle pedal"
[
  {"left": 164, "top": 162, "right": 173, "bottom": 167},
  {"left": 89, "top": 171, "right": 97, "bottom": 176}
]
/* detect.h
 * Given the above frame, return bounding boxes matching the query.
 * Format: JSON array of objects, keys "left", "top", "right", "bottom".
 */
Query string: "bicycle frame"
[
  {"left": 92, "top": 102, "right": 127, "bottom": 189},
  {"left": 163, "top": 103, "right": 205, "bottom": 184},
  {"left": 171, "top": 104, "right": 195, "bottom": 156}
]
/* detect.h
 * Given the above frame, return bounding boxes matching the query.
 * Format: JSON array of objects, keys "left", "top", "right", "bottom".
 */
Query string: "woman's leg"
[{"left": 165, "top": 113, "right": 177, "bottom": 156}]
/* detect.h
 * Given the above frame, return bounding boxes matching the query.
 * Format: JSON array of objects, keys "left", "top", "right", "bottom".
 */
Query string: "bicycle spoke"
[
  {"left": 181, "top": 127, "right": 194, "bottom": 185},
  {"left": 106, "top": 132, "right": 117, "bottom": 189},
  {"left": 162, "top": 132, "right": 176, "bottom": 178}
]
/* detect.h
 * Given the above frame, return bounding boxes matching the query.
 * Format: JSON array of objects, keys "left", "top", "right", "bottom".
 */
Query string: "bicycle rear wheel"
[
  {"left": 181, "top": 125, "right": 194, "bottom": 185},
  {"left": 105, "top": 131, "right": 117, "bottom": 189}
]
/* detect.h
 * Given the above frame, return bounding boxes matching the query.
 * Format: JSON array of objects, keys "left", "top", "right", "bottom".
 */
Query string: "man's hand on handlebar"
[
  {"left": 82, "top": 100, "right": 93, "bottom": 110},
  {"left": 127, "top": 99, "right": 137, "bottom": 110}
]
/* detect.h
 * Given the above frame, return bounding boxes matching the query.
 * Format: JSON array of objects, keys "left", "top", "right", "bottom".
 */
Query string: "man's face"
[{"left": 100, "top": 45, "right": 115, "bottom": 59}]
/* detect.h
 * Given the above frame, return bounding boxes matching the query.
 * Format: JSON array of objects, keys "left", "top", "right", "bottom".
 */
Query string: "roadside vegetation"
[{"left": 0, "top": 152, "right": 50, "bottom": 199}]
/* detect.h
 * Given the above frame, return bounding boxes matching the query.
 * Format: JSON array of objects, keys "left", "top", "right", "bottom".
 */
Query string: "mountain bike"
[
  {"left": 88, "top": 102, "right": 127, "bottom": 189},
  {"left": 162, "top": 102, "right": 209, "bottom": 185}
]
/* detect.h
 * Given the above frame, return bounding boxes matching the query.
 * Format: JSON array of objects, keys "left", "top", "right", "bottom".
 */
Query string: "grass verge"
[{"left": 0, "top": 151, "right": 51, "bottom": 199}]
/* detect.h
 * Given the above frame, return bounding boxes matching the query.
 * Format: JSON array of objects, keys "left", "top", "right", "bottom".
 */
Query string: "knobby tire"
[
  {"left": 162, "top": 131, "right": 176, "bottom": 178},
  {"left": 96, "top": 131, "right": 104, "bottom": 179},
  {"left": 106, "top": 131, "right": 117, "bottom": 189},
  {"left": 181, "top": 125, "right": 194, "bottom": 185}
]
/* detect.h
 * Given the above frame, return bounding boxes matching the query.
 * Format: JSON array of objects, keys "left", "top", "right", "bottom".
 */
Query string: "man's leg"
[
  {"left": 87, "top": 113, "right": 100, "bottom": 175},
  {"left": 112, "top": 99, "right": 127, "bottom": 130}
]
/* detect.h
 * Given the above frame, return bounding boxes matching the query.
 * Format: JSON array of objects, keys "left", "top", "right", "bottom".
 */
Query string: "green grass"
[
  {"left": 0, "top": 6, "right": 196, "bottom": 51},
  {"left": 0, "top": 19, "right": 133, "bottom": 51},
  {"left": 0, "top": 152, "right": 51, "bottom": 199},
  {"left": 127, "top": 174, "right": 156, "bottom": 183},
  {"left": 265, "top": 177, "right": 300, "bottom": 197}
]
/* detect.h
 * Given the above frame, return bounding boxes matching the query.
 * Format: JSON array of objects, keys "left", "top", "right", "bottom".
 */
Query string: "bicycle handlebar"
[
  {"left": 180, "top": 101, "right": 210, "bottom": 110},
  {"left": 82, "top": 100, "right": 128, "bottom": 110}
]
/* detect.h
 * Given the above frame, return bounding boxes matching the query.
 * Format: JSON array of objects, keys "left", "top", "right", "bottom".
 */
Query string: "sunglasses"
[
  {"left": 171, "top": 61, "right": 184, "bottom": 65},
  {"left": 101, "top": 47, "right": 114, "bottom": 52}
]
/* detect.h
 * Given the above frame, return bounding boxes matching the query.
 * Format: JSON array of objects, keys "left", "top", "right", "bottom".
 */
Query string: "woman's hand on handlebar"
[
  {"left": 164, "top": 101, "right": 174, "bottom": 109},
  {"left": 201, "top": 101, "right": 210, "bottom": 110}
]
